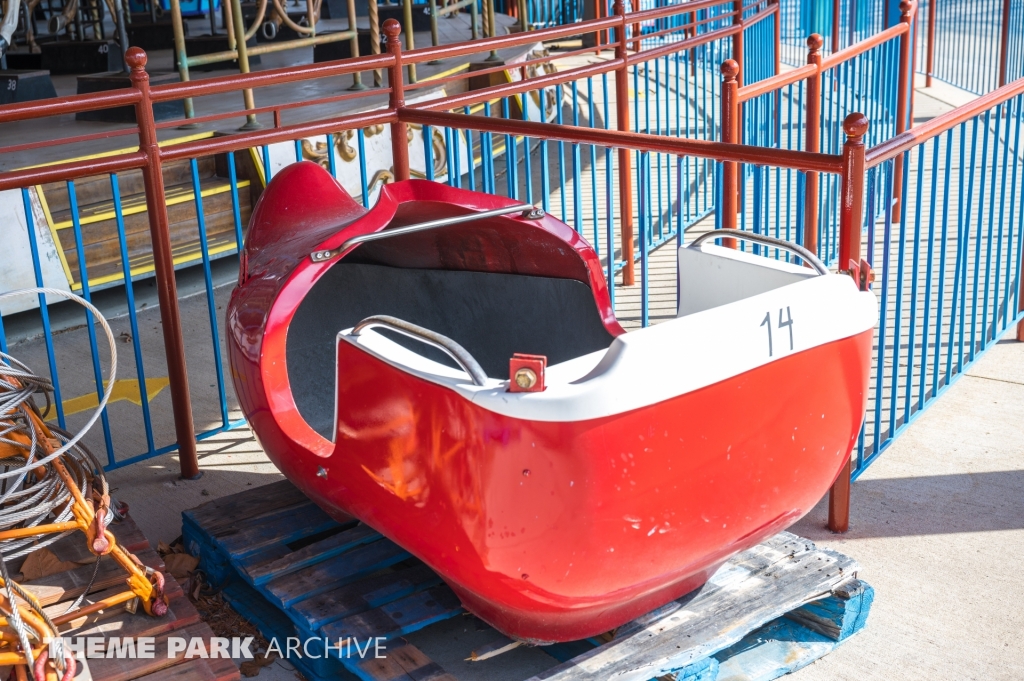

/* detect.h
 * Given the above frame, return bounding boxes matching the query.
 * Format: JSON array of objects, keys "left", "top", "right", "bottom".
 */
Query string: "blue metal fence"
[{"left": 854, "top": 93, "right": 1024, "bottom": 474}]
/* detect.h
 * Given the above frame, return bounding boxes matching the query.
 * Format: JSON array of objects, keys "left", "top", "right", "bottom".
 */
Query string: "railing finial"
[
  {"left": 720, "top": 59, "right": 739, "bottom": 82},
  {"left": 126, "top": 47, "right": 148, "bottom": 74},
  {"left": 383, "top": 18, "right": 402, "bottom": 45},
  {"left": 806, "top": 33, "right": 823, "bottom": 53},
  {"left": 899, "top": 0, "right": 913, "bottom": 21},
  {"left": 843, "top": 112, "right": 869, "bottom": 140}
]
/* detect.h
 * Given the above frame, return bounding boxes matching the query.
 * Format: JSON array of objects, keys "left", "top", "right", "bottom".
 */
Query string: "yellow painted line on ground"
[{"left": 62, "top": 377, "right": 171, "bottom": 416}]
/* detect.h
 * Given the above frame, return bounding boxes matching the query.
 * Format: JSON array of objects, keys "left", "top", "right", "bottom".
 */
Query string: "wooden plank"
[
  {"left": 322, "top": 585, "right": 462, "bottom": 644},
  {"left": 214, "top": 501, "right": 338, "bottom": 559},
  {"left": 21, "top": 548, "right": 163, "bottom": 608},
  {"left": 350, "top": 641, "right": 457, "bottom": 681},
  {"left": 85, "top": 621, "right": 219, "bottom": 681},
  {"left": 784, "top": 578, "right": 874, "bottom": 641},
  {"left": 183, "top": 480, "right": 313, "bottom": 538},
  {"left": 292, "top": 564, "right": 442, "bottom": 632},
  {"left": 242, "top": 523, "right": 377, "bottom": 586},
  {"left": 132, "top": 656, "right": 240, "bottom": 681},
  {"left": 526, "top": 532, "right": 858, "bottom": 681},
  {"left": 704, "top": 618, "right": 835, "bottom": 681},
  {"left": 221, "top": 579, "right": 351, "bottom": 681},
  {"left": 264, "top": 539, "right": 410, "bottom": 609},
  {"left": 72, "top": 576, "right": 200, "bottom": 641},
  {"left": 49, "top": 574, "right": 186, "bottom": 632}
]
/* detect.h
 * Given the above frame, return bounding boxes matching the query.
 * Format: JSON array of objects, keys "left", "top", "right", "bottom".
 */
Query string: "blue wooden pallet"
[
  {"left": 183, "top": 481, "right": 874, "bottom": 681},
  {"left": 182, "top": 480, "right": 464, "bottom": 681}
]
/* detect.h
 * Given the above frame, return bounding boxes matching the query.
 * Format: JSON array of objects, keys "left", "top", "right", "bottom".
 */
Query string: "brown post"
[
  {"left": 614, "top": 0, "right": 635, "bottom": 286},
  {"left": 999, "top": 0, "right": 1011, "bottom": 86},
  {"left": 384, "top": 20, "right": 411, "bottom": 182},
  {"left": 732, "top": 0, "right": 743, "bottom": 84},
  {"left": 804, "top": 34, "right": 823, "bottom": 256},
  {"left": 772, "top": 0, "right": 781, "bottom": 75},
  {"left": 890, "top": 0, "right": 913, "bottom": 223},
  {"left": 830, "top": 0, "right": 840, "bottom": 53},
  {"left": 925, "top": 0, "right": 936, "bottom": 86},
  {"left": 127, "top": 48, "right": 201, "bottom": 480},
  {"left": 828, "top": 112, "right": 867, "bottom": 534},
  {"left": 720, "top": 59, "right": 740, "bottom": 248}
]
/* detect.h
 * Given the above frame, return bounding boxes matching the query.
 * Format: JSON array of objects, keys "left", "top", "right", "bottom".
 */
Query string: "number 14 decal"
[{"left": 760, "top": 307, "right": 794, "bottom": 357}]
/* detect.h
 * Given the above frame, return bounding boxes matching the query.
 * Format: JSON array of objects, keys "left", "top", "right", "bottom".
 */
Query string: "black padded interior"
[{"left": 287, "top": 262, "right": 616, "bottom": 439}]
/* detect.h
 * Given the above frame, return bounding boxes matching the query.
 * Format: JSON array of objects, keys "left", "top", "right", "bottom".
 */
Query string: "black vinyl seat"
[{"left": 287, "top": 262, "right": 616, "bottom": 439}]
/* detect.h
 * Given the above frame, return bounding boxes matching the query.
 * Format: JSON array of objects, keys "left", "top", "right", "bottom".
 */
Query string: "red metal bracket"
[{"left": 509, "top": 353, "right": 546, "bottom": 392}]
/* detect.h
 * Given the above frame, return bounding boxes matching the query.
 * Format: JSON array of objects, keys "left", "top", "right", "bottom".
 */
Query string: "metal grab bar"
[
  {"left": 350, "top": 315, "right": 489, "bottom": 386},
  {"left": 310, "top": 203, "right": 545, "bottom": 263},
  {"left": 688, "top": 230, "right": 829, "bottom": 276}
]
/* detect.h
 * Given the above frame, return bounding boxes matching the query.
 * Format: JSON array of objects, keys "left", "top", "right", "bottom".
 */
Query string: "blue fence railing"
[
  {"left": 0, "top": 0, "right": 1020, "bottom": 483},
  {"left": 854, "top": 93, "right": 1024, "bottom": 474}
]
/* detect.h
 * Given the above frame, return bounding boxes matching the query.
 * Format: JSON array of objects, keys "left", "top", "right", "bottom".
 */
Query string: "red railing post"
[
  {"left": 720, "top": 59, "right": 739, "bottom": 248},
  {"left": 925, "top": 0, "right": 936, "bottom": 86},
  {"left": 732, "top": 0, "right": 744, "bottom": 84},
  {"left": 127, "top": 47, "right": 201, "bottom": 480},
  {"left": 384, "top": 20, "right": 410, "bottom": 182},
  {"left": 829, "top": 112, "right": 868, "bottom": 534},
  {"left": 804, "top": 34, "right": 823, "bottom": 256},
  {"left": 999, "top": 0, "right": 1011, "bottom": 86},
  {"left": 772, "top": 0, "right": 781, "bottom": 75},
  {"left": 891, "top": 0, "right": 913, "bottom": 223},
  {"left": 614, "top": 0, "right": 636, "bottom": 286}
]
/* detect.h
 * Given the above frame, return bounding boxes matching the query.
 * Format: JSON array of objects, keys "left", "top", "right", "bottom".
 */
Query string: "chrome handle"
[
  {"left": 350, "top": 315, "right": 489, "bottom": 387},
  {"left": 311, "top": 204, "right": 545, "bottom": 263},
  {"left": 688, "top": 229, "right": 829, "bottom": 276}
]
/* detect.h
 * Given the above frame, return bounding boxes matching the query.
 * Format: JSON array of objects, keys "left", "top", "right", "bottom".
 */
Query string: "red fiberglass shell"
[{"left": 227, "top": 162, "right": 874, "bottom": 643}]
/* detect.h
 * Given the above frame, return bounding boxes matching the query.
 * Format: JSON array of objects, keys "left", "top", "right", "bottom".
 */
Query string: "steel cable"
[{"left": 0, "top": 288, "right": 118, "bottom": 680}]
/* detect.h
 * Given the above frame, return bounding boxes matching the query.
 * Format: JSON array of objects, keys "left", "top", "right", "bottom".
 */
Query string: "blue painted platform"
[{"left": 183, "top": 480, "right": 873, "bottom": 681}]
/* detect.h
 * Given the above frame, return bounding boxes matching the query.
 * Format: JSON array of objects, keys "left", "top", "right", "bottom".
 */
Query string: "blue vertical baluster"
[
  {"left": 227, "top": 152, "right": 245, "bottom": 249},
  {"left": 20, "top": 188, "right": 64, "bottom": 426},
  {"left": 189, "top": 159, "right": 229, "bottom": 428},
  {"left": 111, "top": 174, "right": 156, "bottom": 455},
  {"left": 357, "top": 128, "right": 370, "bottom": 206},
  {"left": 326, "top": 134, "right": 338, "bottom": 179},
  {"left": 67, "top": 180, "right": 116, "bottom": 465}
]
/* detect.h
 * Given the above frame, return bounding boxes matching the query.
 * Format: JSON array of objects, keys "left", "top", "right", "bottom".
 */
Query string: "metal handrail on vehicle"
[
  {"left": 310, "top": 203, "right": 544, "bottom": 262},
  {"left": 350, "top": 315, "right": 489, "bottom": 386},
  {"left": 688, "top": 229, "right": 830, "bottom": 276}
]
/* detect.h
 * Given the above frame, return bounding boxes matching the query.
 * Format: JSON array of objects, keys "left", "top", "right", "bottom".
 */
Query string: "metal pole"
[
  {"left": 384, "top": 19, "right": 411, "bottom": 180},
  {"left": 369, "top": 0, "right": 382, "bottom": 85},
  {"left": 113, "top": 0, "right": 130, "bottom": 73},
  {"left": 999, "top": 0, "right": 1011, "bottom": 86},
  {"left": 518, "top": 0, "right": 527, "bottom": 32},
  {"left": 470, "top": 0, "right": 478, "bottom": 40},
  {"left": 830, "top": 0, "right": 839, "bottom": 52},
  {"left": 720, "top": 59, "right": 739, "bottom": 249},
  {"left": 804, "top": 34, "right": 823, "bottom": 257},
  {"left": 230, "top": 0, "right": 261, "bottom": 129},
  {"left": 732, "top": 0, "right": 743, "bottom": 84},
  {"left": 614, "top": 0, "right": 635, "bottom": 286},
  {"left": 890, "top": 0, "right": 912, "bottom": 222},
  {"left": 169, "top": 0, "right": 196, "bottom": 122},
  {"left": 428, "top": 0, "right": 440, "bottom": 56},
  {"left": 402, "top": 0, "right": 416, "bottom": 81},
  {"left": 126, "top": 48, "right": 201, "bottom": 481},
  {"left": 485, "top": 0, "right": 500, "bottom": 60},
  {"left": 925, "top": 0, "right": 936, "bottom": 86},
  {"left": 347, "top": 0, "right": 366, "bottom": 88},
  {"left": 828, "top": 112, "right": 868, "bottom": 535}
]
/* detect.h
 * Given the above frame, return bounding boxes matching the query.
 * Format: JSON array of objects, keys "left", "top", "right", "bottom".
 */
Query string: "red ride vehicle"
[{"left": 227, "top": 161, "right": 876, "bottom": 643}]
